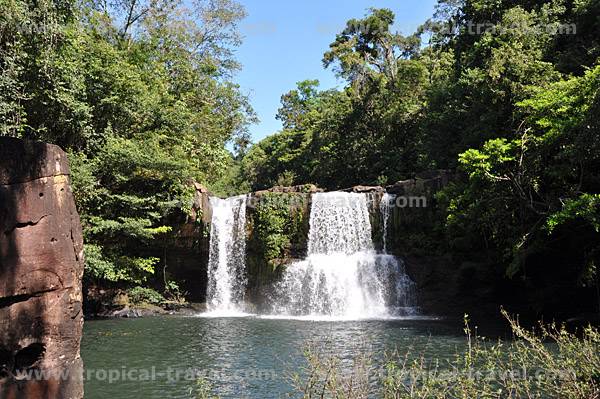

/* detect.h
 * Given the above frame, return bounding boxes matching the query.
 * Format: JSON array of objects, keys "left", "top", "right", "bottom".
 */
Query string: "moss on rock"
[{"left": 245, "top": 192, "right": 310, "bottom": 297}]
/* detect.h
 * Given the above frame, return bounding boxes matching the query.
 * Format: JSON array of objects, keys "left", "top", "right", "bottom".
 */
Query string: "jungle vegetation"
[{"left": 1, "top": 0, "right": 598, "bottom": 305}]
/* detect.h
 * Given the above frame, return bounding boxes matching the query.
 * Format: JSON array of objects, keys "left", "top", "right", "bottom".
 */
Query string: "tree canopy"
[
  {"left": 1, "top": 0, "right": 254, "bottom": 285},
  {"left": 2, "top": 0, "right": 598, "bottom": 301},
  {"left": 239, "top": 1, "right": 599, "bottom": 286}
]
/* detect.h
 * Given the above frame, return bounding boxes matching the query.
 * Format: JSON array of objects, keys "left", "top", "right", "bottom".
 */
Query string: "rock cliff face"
[
  {"left": 0, "top": 137, "right": 84, "bottom": 398},
  {"left": 157, "top": 182, "right": 212, "bottom": 302}
]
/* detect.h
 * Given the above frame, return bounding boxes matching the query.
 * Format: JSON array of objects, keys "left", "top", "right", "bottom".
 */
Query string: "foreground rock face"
[{"left": 0, "top": 137, "right": 84, "bottom": 398}]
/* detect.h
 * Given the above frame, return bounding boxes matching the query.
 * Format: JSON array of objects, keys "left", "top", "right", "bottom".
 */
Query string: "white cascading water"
[
  {"left": 270, "top": 192, "right": 417, "bottom": 319},
  {"left": 308, "top": 192, "right": 374, "bottom": 254},
  {"left": 380, "top": 193, "right": 395, "bottom": 253},
  {"left": 206, "top": 195, "right": 248, "bottom": 314}
]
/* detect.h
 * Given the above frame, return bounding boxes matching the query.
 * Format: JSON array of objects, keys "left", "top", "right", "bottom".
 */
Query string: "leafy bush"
[
  {"left": 195, "top": 377, "right": 219, "bottom": 399},
  {"left": 276, "top": 171, "right": 297, "bottom": 187},
  {"left": 251, "top": 193, "right": 307, "bottom": 267},
  {"left": 126, "top": 287, "right": 165, "bottom": 306},
  {"left": 164, "top": 280, "right": 187, "bottom": 304},
  {"left": 84, "top": 244, "right": 160, "bottom": 284}
]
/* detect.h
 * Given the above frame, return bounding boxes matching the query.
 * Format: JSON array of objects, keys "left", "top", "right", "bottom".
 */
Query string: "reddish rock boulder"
[{"left": 0, "top": 137, "right": 84, "bottom": 399}]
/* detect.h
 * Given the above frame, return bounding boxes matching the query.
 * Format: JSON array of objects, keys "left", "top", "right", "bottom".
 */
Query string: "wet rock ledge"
[{"left": 0, "top": 137, "right": 84, "bottom": 399}]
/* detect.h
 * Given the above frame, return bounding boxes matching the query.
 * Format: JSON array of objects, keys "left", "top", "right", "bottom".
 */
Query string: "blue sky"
[{"left": 234, "top": 0, "right": 438, "bottom": 143}]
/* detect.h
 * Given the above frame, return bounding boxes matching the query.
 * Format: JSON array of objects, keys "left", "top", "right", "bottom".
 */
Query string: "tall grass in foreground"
[
  {"left": 293, "top": 310, "right": 599, "bottom": 399},
  {"left": 197, "top": 310, "right": 599, "bottom": 398}
]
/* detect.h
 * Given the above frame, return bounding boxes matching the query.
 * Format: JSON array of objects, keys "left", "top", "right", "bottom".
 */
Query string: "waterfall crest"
[
  {"left": 206, "top": 195, "right": 248, "bottom": 314},
  {"left": 270, "top": 192, "right": 417, "bottom": 319}
]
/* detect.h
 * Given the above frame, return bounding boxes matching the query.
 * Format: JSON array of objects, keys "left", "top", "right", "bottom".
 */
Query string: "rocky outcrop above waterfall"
[
  {"left": 254, "top": 184, "right": 322, "bottom": 195},
  {"left": 0, "top": 137, "right": 84, "bottom": 399},
  {"left": 386, "top": 170, "right": 455, "bottom": 196},
  {"left": 343, "top": 185, "right": 384, "bottom": 193}
]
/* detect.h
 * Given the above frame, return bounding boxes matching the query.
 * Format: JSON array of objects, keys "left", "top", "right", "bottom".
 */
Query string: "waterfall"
[
  {"left": 308, "top": 192, "right": 373, "bottom": 255},
  {"left": 206, "top": 195, "right": 248, "bottom": 314},
  {"left": 380, "top": 193, "right": 395, "bottom": 253},
  {"left": 270, "top": 192, "right": 417, "bottom": 319}
]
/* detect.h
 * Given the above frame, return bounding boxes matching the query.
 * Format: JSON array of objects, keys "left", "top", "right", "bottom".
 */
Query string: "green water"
[{"left": 81, "top": 316, "right": 476, "bottom": 398}]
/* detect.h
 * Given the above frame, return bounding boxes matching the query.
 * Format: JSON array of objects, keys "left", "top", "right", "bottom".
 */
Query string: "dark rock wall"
[
  {"left": 0, "top": 137, "right": 84, "bottom": 398},
  {"left": 134, "top": 182, "right": 212, "bottom": 304},
  {"left": 384, "top": 171, "right": 597, "bottom": 322},
  {"left": 383, "top": 171, "right": 493, "bottom": 317}
]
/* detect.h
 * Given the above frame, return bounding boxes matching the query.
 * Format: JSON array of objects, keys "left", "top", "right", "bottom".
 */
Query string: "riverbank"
[{"left": 83, "top": 286, "right": 207, "bottom": 319}]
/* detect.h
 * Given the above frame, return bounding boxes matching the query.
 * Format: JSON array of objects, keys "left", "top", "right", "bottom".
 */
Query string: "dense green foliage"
[
  {"left": 248, "top": 193, "right": 308, "bottom": 267},
  {"left": 2, "top": 0, "right": 599, "bottom": 305},
  {"left": 241, "top": 1, "right": 599, "bottom": 190},
  {"left": 239, "top": 0, "right": 600, "bottom": 293},
  {"left": 446, "top": 66, "right": 600, "bottom": 281},
  {"left": 1, "top": 0, "right": 254, "bottom": 287},
  {"left": 126, "top": 286, "right": 166, "bottom": 306}
]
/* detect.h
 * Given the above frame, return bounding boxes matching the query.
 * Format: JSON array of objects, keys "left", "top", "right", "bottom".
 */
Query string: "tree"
[
  {"left": 242, "top": 9, "right": 430, "bottom": 190},
  {"left": 446, "top": 65, "right": 600, "bottom": 281},
  {"left": 276, "top": 79, "right": 320, "bottom": 131},
  {"left": 323, "top": 8, "right": 420, "bottom": 88},
  {"left": 0, "top": 0, "right": 254, "bottom": 287}
]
